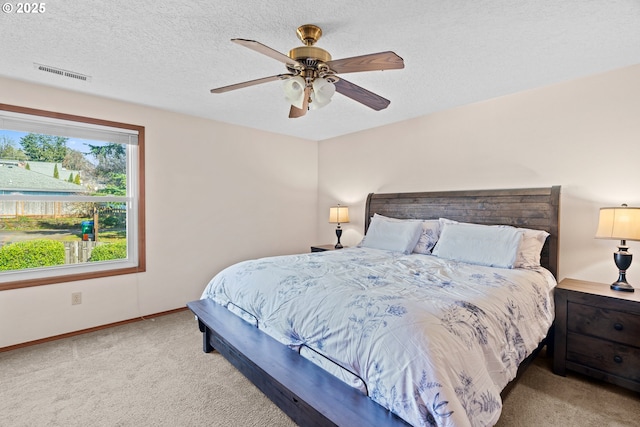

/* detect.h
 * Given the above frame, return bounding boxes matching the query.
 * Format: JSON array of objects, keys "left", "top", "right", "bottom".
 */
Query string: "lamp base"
[
  {"left": 611, "top": 281, "right": 635, "bottom": 292},
  {"left": 334, "top": 226, "right": 343, "bottom": 249},
  {"left": 610, "top": 248, "right": 634, "bottom": 292}
]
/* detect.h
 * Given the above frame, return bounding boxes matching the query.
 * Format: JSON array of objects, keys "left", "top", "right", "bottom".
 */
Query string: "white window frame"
[{"left": 0, "top": 104, "right": 145, "bottom": 290}]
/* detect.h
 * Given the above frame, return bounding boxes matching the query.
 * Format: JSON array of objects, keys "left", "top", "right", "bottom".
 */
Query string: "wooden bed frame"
[{"left": 188, "top": 186, "right": 561, "bottom": 426}]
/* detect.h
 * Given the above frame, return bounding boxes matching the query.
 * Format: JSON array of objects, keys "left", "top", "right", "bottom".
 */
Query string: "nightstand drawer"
[
  {"left": 567, "top": 332, "right": 640, "bottom": 382},
  {"left": 567, "top": 302, "right": 640, "bottom": 347}
]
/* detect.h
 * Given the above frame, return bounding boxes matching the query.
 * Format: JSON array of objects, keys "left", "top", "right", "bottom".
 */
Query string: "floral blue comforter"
[{"left": 201, "top": 247, "right": 556, "bottom": 427}]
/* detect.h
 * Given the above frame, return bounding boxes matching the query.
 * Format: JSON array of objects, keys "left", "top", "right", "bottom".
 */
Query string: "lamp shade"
[
  {"left": 329, "top": 205, "right": 350, "bottom": 224},
  {"left": 310, "top": 77, "right": 335, "bottom": 109},
  {"left": 283, "top": 76, "right": 306, "bottom": 109},
  {"left": 595, "top": 206, "right": 640, "bottom": 241}
]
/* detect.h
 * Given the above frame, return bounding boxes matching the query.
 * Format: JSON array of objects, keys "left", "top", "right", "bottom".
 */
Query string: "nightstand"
[
  {"left": 310, "top": 244, "right": 344, "bottom": 252},
  {"left": 553, "top": 278, "right": 640, "bottom": 392}
]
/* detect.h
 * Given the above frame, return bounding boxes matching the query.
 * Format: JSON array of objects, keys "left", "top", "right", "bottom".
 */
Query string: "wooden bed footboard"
[
  {"left": 189, "top": 299, "right": 549, "bottom": 425},
  {"left": 188, "top": 298, "right": 410, "bottom": 427}
]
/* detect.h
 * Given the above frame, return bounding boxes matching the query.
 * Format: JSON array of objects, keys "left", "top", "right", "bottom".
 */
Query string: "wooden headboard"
[{"left": 364, "top": 186, "right": 561, "bottom": 277}]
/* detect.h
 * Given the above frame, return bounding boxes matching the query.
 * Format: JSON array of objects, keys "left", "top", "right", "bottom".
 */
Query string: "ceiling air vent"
[{"left": 34, "top": 63, "right": 92, "bottom": 82}]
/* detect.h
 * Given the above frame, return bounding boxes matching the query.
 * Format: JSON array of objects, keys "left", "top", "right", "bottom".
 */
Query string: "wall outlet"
[{"left": 71, "top": 292, "right": 82, "bottom": 305}]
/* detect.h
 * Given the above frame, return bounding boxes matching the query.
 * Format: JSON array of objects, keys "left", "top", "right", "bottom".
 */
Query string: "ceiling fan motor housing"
[
  {"left": 288, "top": 24, "right": 332, "bottom": 81},
  {"left": 288, "top": 46, "right": 331, "bottom": 63}
]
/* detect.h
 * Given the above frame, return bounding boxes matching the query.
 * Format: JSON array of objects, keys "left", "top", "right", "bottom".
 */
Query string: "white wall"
[
  {"left": 3, "top": 64, "right": 640, "bottom": 348},
  {"left": 0, "top": 77, "right": 318, "bottom": 347},
  {"left": 318, "top": 64, "right": 640, "bottom": 285}
]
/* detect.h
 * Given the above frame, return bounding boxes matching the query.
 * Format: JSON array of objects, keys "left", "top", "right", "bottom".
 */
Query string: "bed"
[{"left": 188, "top": 186, "right": 560, "bottom": 427}]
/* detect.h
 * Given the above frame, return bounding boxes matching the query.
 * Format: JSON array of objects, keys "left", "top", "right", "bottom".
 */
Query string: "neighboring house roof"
[
  {"left": 24, "top": 160, "right": 81, "bottom": 182},
  {"left": 0, "top": 163, "right": 87, "bottom": 194}
]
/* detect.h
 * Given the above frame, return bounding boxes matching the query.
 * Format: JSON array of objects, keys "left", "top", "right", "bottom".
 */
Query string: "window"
[{"left": 0, "top": 104, "right": 145, "bottom": 290}]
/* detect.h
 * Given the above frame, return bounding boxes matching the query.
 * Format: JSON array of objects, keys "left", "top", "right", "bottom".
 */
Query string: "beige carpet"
[{"left": 1, "top": 310, "right": 638, "bottom": 426}]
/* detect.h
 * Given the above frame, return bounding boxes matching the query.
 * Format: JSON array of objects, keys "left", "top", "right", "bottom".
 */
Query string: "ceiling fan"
[{"left": 210, "top": 24, "right": 405, "bottom": 118}]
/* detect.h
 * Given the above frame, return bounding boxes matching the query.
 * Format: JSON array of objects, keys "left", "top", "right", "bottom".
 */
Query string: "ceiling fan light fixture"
[
  {"left": 283, "top": 76, "right": 306, "bottom": 109},
  {"left": 310, "top": 77, "right": 335, "bottom": 109}
]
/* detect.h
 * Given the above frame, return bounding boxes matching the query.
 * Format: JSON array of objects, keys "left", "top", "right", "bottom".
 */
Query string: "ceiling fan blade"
[
  {"left": 232, "top": 39, "right": 302, "bottom": 69},
  {"left": 326, "top": 51, "right": 404, "bottom": 74},
  {"left": 289, "top": 87, "right": 310, "bottom": 118},
  {"left": 334, "top": 78, "right": 391, "bottom": 111},
  {"left": 211, "top": 74, "right": 292, "bottom": 93}
]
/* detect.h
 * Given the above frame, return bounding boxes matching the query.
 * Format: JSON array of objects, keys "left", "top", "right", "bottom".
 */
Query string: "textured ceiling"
[{"left": 1, "top": 1, "right": 639, "bottom": 141}]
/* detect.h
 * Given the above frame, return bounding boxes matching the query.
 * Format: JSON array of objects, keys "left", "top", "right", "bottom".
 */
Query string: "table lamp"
[
  {"left": 595, "top": 204, "right": 640, "bottom": 292},
  {"left": 329, "top": 205, "right": 350, "bottom": 249}
]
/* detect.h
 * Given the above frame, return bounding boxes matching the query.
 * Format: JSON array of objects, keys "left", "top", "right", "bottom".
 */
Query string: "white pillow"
[
  {"left": 432, "top": 222, "right": 523, "bottom": 268},
  {"left": 439, "top": 217, "right": 457, "bottom": 227},
  {"left": 514, "top": 228, "right": 549, "bottom": 269},
  {"left": 371, "top": 214, "right": 440, "bottom": 254},
  {"left": 373, "top": 213, "right": 421, "bottom": 222},
  {"left": 439, "top": 218, "right": 549, "bottom": 269},
  {"left": 360, "top": 216, "right": 423, "bottom": 254}
]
